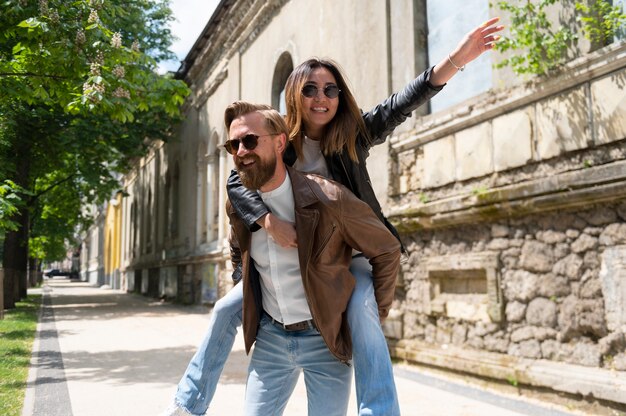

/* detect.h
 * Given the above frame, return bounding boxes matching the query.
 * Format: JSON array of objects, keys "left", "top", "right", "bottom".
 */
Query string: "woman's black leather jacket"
[{"left": 226, "top": 66, "right": 443, "bottom": 252}]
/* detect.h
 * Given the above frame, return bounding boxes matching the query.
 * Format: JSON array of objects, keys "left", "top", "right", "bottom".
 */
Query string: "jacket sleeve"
[
  {"left": 337, "top": 191, "right": 401, "bottom": 320},
  {"left": 226, "top": 169, "right": 269, "bottom": 232},
  {"left": 226, "top": 201, "right": 243, "bottom": 284},
  {"left": 229, "top": 230, "right": 243, "bottom": 284},
  {"left": 362, "top": 66, "right": 444, "bottom": 148}
]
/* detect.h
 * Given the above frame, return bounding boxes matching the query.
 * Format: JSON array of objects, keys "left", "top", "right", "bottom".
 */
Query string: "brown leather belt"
[{"left": 266, "top": 313, "right": 316, "bottom": 332}]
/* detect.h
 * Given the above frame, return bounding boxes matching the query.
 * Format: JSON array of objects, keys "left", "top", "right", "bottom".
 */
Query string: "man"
[{"left": 224, "top": 101, "right": 401, "bottom": 415}]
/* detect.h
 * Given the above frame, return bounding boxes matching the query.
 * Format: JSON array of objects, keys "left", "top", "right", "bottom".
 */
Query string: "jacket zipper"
[
  {"left": 303, "top": 222, "right": 350, "bottom": 364},
  {"left": 312, "top": 223, "right": 336, "bottom": 260},
  {"left": 338, "top": 156, "right": 355, "bottom": 191}
]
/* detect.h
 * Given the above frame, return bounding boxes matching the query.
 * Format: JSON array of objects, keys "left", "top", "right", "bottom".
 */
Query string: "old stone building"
[
  {"left": 385, "top": 38, "right": 626, "bottom": 402},
  {"left": 80, "top": 0, "right": 626, "bottom": 405}
]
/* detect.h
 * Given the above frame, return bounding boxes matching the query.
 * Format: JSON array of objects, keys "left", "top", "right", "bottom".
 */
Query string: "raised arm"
[
  {"left": 362, "top": 67, "right": 443, "bottom": 146},
  {"left": 363, "top": 17, "right": 504, "bottom": 146},
  {"left": 430, "top": 17, "right": 503, "bottom": 86}
]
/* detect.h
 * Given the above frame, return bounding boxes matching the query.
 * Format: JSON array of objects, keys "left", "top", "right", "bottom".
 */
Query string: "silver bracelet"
[{"left": 448, "top": 54, "right": 465, "bottom": 72}]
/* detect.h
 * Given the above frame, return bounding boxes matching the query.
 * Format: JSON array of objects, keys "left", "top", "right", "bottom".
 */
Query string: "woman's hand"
[
  {"left": 430, "top": 17, "right": 504, "bottom": 86},
  {"left": 260, "top": 213, "right": 298, "bottom": 248},
  {"left": 450, "top": 17, "right": 504, "bottom": 68}
]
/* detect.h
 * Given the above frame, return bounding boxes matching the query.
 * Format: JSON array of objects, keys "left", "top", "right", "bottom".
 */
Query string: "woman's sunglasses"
[
  {"left": 301, "top": 84, "right": 341, "bottom": 99},
  {"left": 223, "top": 133, "right": 276, "bottom": 155}
]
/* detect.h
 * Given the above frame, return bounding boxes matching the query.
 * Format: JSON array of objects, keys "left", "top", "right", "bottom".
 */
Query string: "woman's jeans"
[{"left": 173, "top": 255, "right": 400, "bottom": 416}]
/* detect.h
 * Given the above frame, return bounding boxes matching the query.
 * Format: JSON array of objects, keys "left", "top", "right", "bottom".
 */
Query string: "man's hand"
[{"left": 258, "top": 213, "right": 297, "bottom": 248}]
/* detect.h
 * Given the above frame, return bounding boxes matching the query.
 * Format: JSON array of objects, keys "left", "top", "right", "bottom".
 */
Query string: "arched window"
[
  {"left": 170, "top": 163, "right": 180, "bottom": 238},
  {"left": 131, "top": 200, "right": 138, "bottom": 256},
  {"left": 207, "top": 132, "right": 220, "bottom": 242},
  {"left": 198, "top": 139, "right": 209, "bottom": 243},
  {"left": 272, "top": 52, "right": 294, "bottom": 115},
  {"left": 164, "top": 172, "right": 171, "bottom": 238},
  {"left": 145, "top": 189, "right": 152, "bottom": 252}
]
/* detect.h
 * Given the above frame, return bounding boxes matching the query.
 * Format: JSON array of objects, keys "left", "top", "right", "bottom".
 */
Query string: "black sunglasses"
[
  {"left": 223, "top": 133, "right": 276, "bottom": 155},
  {"left": 301, "top": 84, "right": 341, "bottom": 99}
]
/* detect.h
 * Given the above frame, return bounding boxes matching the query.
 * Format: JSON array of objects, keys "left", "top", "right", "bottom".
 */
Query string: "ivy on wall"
[
  {"left": 576, "top": 0, "right": 626, "bottom": 44},
  {"left": 491, "top": 0, "right": 626, "bottom": 75}
]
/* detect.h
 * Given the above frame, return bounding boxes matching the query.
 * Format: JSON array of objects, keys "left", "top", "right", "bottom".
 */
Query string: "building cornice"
[
  {"left": 177, "top": 0, "right": 289, "bottom": 108},
  {"left": 391, "top": 41, "right": 626, "bottom": 152}
]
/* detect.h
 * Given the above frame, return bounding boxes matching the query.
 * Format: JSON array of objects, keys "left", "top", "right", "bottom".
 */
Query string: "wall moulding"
[
  {"left": 390, "top": 41, "right": 626, "bottom": 153},
  {"left": 389, "top": 160, "right": 626, "bottom": 232},
  {"left": 181, "top": 0, "right": 289, "bottom": 86},
  {"left": 390, "top": 339, "right": 626, "bottom": 406}
]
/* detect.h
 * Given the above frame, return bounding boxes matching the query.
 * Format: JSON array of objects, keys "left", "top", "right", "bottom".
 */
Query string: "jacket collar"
[
  {"left": 286, "top": 166, "right": 321, "bottom": 268},
  {"left": 286, "top": 165, "right": 319, "bottom": 208}
]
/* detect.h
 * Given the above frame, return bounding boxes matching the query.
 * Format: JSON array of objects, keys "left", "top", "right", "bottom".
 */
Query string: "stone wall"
[
  {"left": 385, "top": 40, "right": 626, "bottom": 391},
  {"left": 392, "top": 201, "right": 626, "bottom": 371}
]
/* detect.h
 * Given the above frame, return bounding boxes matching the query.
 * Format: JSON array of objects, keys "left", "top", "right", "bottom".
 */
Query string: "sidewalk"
[{"left": 23, "top": 279, "right": 583, "bottom": 416}]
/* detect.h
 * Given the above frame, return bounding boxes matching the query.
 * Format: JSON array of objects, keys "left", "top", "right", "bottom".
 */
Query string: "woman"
[{"left": 165, "top": 17, "right": 503, "bottom": 416}]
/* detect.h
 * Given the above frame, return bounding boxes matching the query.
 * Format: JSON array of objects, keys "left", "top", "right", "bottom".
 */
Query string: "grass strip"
[{"left": 0, "top": 294, "right": 41, "bottom": 416}]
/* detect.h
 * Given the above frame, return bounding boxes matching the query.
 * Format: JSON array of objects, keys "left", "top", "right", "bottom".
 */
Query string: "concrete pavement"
[{"left": 22, "top": 279, "right": 585, "bottom": 416}]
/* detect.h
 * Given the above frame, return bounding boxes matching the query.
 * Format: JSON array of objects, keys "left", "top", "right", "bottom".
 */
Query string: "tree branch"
[
  {"left": 0, "top": 72, "right": 69, "bottom": 80},
  {"left": 29, "top": 174, "right": 77, "bottom": 204}
]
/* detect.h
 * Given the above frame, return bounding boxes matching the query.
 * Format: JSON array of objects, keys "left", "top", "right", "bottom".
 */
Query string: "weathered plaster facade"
[
  {"left": 80, "top": 206, "right": 104, "bottom": 286},
  {"left": 80, "top": 0, "right": 626, "bottom": 404},
  {"left": 385, "top": 39, "right": 626, "bottom": 403}
]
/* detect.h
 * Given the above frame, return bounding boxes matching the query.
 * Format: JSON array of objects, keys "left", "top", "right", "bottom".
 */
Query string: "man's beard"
[{"left": 235, "top": 153, "right": 277, "bottom": 191}]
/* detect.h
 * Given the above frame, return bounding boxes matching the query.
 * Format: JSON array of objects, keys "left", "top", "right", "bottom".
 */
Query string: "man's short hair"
[{"left": 224, "top": 101, "right": 289, "bottom": 138}]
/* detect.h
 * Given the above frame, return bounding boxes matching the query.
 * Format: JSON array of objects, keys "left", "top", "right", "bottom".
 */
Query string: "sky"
[{"left": 159, "top": 0, "right": 220, "bottom": 73}]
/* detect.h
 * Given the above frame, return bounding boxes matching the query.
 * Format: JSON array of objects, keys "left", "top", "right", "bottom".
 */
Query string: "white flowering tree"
[
  {"left": 0, "top": 0, "right": 189, "bottom": 309},
  {"left": 2, "top": 0, "right": 187, "bottom": 118}
]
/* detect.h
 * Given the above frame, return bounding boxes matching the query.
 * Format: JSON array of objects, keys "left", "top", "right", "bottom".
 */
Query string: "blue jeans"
[
  {"left": 348, "top": 255, "right": 400, "bottom": 416},
  {"left": 174, "top": 282, "right": 243, "bottom": 415},
  {"left": 245, "top": 314, "right": 352, "bottom": 416},
  {"left": 173, "top": 256, "right": 400, "bottom": 415}
]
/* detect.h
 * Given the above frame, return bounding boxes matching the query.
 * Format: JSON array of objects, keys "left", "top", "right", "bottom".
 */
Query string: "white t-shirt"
[
  {"left": 250, "top": 172, "right": 312, "bottom": 324},
  {"left": 292, "top": 136, "right": 361, "bottom": 256},
  {"left": 293, "top": 136, "right": 329, "bottom": 177}
]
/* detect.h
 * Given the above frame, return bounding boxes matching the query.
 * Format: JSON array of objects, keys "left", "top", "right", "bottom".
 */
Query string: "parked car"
[{"left": 43, "top": 269, "right": 70, "bottom": 277}]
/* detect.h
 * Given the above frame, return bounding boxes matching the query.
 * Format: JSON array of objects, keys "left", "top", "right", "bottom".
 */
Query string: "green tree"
[
  {"left": 0, "top": 180, "right": 24, "bottom": 232},
  {"left": 0, "top": 0, "right": 189, "bottom": 308}
]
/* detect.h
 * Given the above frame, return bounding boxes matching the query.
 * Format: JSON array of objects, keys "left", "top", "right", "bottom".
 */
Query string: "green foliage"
[
  {"left": 29, "top": 171, "right": 84, "bottom": 261},
  {"left": 492, "top": 0, "right": 577, "bottom": 75},
  {"left": 472, "top": 185, "right": 489, "bottom": 197},
  {"left": 576, "top": 0, "right": 626, "bottom": 45},
  {"left": 0, "top": 181, "right": 25, "bottom": 232},
  {"left": 0, "top": 0, "right": 190, "bottom": 262},
  {"left": 0, "top": 295, "right": 41, "bottom": 416},
  {"left": 1, "top": 0, "right": 188, "bottom": 118},
  {"left": 506, "top": 374, "right": 519, "bottom": 387}
]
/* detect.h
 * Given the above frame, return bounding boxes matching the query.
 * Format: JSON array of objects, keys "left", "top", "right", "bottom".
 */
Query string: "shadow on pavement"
[{"left": 51, "top": 346, "right": 249, "bottom": 385}]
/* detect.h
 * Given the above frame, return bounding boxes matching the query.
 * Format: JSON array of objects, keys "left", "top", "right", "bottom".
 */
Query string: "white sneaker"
[{"left": 160, "top": 401, "right": 192, "bottom": 416}]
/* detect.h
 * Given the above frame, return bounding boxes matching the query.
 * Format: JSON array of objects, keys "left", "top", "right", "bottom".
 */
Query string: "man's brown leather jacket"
[{"left": 227, "top": 166, "right": 401, "bottom": 362}]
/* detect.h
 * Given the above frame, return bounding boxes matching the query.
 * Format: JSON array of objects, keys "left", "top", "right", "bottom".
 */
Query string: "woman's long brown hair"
[{"left": 284, "top": 58, "right": 370, "bottom": 162}]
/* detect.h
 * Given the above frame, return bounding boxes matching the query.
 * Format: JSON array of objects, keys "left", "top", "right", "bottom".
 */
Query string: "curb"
[{"left": 21, "top": 286, "right": 46, "bottom": 416}]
